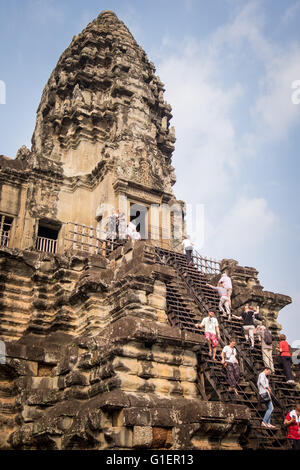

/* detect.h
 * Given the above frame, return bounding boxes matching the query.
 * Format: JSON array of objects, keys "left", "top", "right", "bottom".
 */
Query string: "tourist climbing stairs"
[{"left": 155, "top": 246, "right": 299, "bottom": 450}]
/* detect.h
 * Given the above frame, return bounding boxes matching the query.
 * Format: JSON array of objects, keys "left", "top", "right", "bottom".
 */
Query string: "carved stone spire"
[{"left": 31, "top": 10, "right": 176, "bottom": 189}]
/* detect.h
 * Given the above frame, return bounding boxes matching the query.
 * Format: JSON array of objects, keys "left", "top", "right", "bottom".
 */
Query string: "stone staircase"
[
  {"left": 27, "top": 267, "right": 80, "bottom": 336},
  {"left": 0, "top": 256, "right": 34, "bottom": 341},
  {"left": 0, "top": 365, "right": 19, "bottom": 449},
  {"left": 0, "top": 250, "right": 107, "bottom": 340},
  {"left": 155, "top": 247, "right": 300, "bottom": 450}
]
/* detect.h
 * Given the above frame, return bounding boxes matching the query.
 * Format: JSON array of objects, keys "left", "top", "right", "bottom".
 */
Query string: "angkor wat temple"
[{"left": 0, "top": 11, "right": 299, "bottom": 450}]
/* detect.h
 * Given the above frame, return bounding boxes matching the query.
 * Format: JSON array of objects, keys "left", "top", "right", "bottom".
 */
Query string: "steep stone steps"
[
  {"left": 0, "top": 270, "right": 34, "bottom": 340},
  {"left": 156, "top": 246, "right": 296, "bottom": 449},
  {"left": 0, "top": 368, "right": 19, "bottom": 448}
]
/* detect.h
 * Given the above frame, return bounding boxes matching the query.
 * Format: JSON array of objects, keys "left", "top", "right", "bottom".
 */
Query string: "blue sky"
[{"left": 0, "top": 0, "right": 299, "bottom": 343}]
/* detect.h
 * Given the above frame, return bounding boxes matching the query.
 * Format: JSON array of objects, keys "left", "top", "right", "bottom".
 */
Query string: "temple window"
[
  {"left": 35, "top": 219, "right": 60, "bottom": 254},
  {"left": 0, "top": 214, "right": 13, "bottom": 248}
]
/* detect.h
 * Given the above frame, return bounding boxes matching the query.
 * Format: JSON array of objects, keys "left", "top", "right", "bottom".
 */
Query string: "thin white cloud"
[
  {"left": 212, "top": 1, "right": 272, "bottom": 62},
  {"left": 155, "top": 1, "right": 293, "bottom": 264},
  {"left": 283, "top": 0, "right": 300, "bottom": 24},
  {"left": 156, "top": 0, "right": 300, "bottom": 207},
  {"left": 212, "top": 1, "right": 300, "bottom": 141},
  {"left": 253, "top": 46, "right": 300, "bottom": 140},
  {"left": 157, "top": 39, "right": 243, "bottom": 204}
]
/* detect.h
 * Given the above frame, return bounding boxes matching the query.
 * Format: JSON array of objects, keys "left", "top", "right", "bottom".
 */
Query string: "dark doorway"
[
  {"left": 37, "top": 225, "right": 59, "bottom": 240},
  {"left": 36, "top": 220, "right": 61, "bottom": 253}
]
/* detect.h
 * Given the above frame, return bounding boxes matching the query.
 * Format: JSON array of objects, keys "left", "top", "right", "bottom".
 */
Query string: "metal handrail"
[
  {"left": 156, "top": 247, "right": 288, "bottom": 449},
  {"left": 156, "top": 246, "right": 221, "bottom": 276}
]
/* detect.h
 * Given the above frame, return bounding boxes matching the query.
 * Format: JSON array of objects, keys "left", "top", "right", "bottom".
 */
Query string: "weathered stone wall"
[
  {"left": 0, "top": 9, "right": 296, "bottom": 451},
  {"left": 0, "top": 242, "right": 252, "bottom": 450},
  {"left": 0, "top": 11, "right": 181, "bottom": 255},
  {"left": 1, "top": 320, "right": 250, "bottom": 450}
]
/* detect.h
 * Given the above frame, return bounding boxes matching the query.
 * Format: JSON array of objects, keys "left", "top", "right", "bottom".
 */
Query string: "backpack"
[{"left": 264, "top": 329, "right": 272, "bottom": 345}]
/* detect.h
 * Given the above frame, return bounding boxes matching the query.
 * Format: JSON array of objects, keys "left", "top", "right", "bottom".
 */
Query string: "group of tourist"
[
  {"left": 257, "top": 370, "right": 300, "bottom": 449},
  {"left": 182, "top": 236, "right": 298, "bottom": 441},
  {"left": 106, "top": 210, "right": 142, "bottom": 242},
  {"left": 107, "top": 209, "right": 126, "bottom": 240}
]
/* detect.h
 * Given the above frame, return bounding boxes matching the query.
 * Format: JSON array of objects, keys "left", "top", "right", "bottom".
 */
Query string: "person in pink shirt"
[
  {"left": 220, "top": 272, "right": 232, "bottom": 307},
  {"left": 206, "top": 281, "right": 231, "bottom": 319},
  {"left": 195, "top": 311, "right": 221, "bottom": 361}
]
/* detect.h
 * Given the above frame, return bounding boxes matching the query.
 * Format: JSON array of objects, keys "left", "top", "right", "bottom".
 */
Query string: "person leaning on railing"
[
  {"left": 219, "top": 272, "right": 232, "bottom": 307},
  {"left": 206, "top": 281, "right": 231, "bottom": 320},
  {"left": 232, "top": 304, "right": 262, "bottom": 349}
]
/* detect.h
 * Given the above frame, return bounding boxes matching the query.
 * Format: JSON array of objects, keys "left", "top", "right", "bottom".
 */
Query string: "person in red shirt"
[
  {"left": 279, "top": 334, "right": 295, "bottom": 384},
  {"left": 284, "top": 404, "right": 300, "bottom": 450}
]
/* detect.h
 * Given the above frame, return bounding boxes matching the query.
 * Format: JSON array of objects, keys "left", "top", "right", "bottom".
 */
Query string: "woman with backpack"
[
  {"left": 256, "top": 324, "right": 275, "bottom": 373},
  {"left": 279, "top": 334, "right": 295, "bottom": 384}
]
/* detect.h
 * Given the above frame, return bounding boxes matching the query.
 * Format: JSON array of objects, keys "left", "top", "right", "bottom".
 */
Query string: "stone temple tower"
[
  {"left": 0, "top": 11, "right": 298, "bottom": 451},
  {"left": 32, "top": 11, "right": 176, "bottom": 182},
  {"left": 0, "top": 10, "right": 181, "bottom": 256}
]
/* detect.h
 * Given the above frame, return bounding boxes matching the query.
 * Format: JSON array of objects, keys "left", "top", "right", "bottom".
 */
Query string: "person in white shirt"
[
  {"left": 126, "top": 221, "right": 136, "bottom": 239},
  {"left": 195, "top": 311, "right": 220, "bottom": 361},
  {"left": 116, "top": 209, "right": 126, "bottom": 240},
  {"left": 131, "top": 229, "right": 141, "bottom": 241},
  {"left": 128, "top": 224, "right": 141, "bottom": 244},
  {"left": 206, "top": 281, "right": 231, "bottom": 319},
  {"left": 257, "top": 368, "right": 276, "bottom": 429},
  {"left": 220, "top": 272, "right": 233, "bottom": 307},
  {"left": 181, "top": 236, "right": 194, "bottom": 266},
  {"left": 221, "top": 338, "right": 240, "bottom": 396}
]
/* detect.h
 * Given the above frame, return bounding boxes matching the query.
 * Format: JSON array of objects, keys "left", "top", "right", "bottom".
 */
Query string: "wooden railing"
[
  {"left": 192, "top": 250, "right": 221, "bottom": 275},
  {"left": 36, "top": 236, "right": 57, "bottom": 254},
  {"left": 64, "top": 222, "right": 125, "bottom": 255},
  {"left": 155, "top": 246, "right": 221, "bottom": 276}
]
